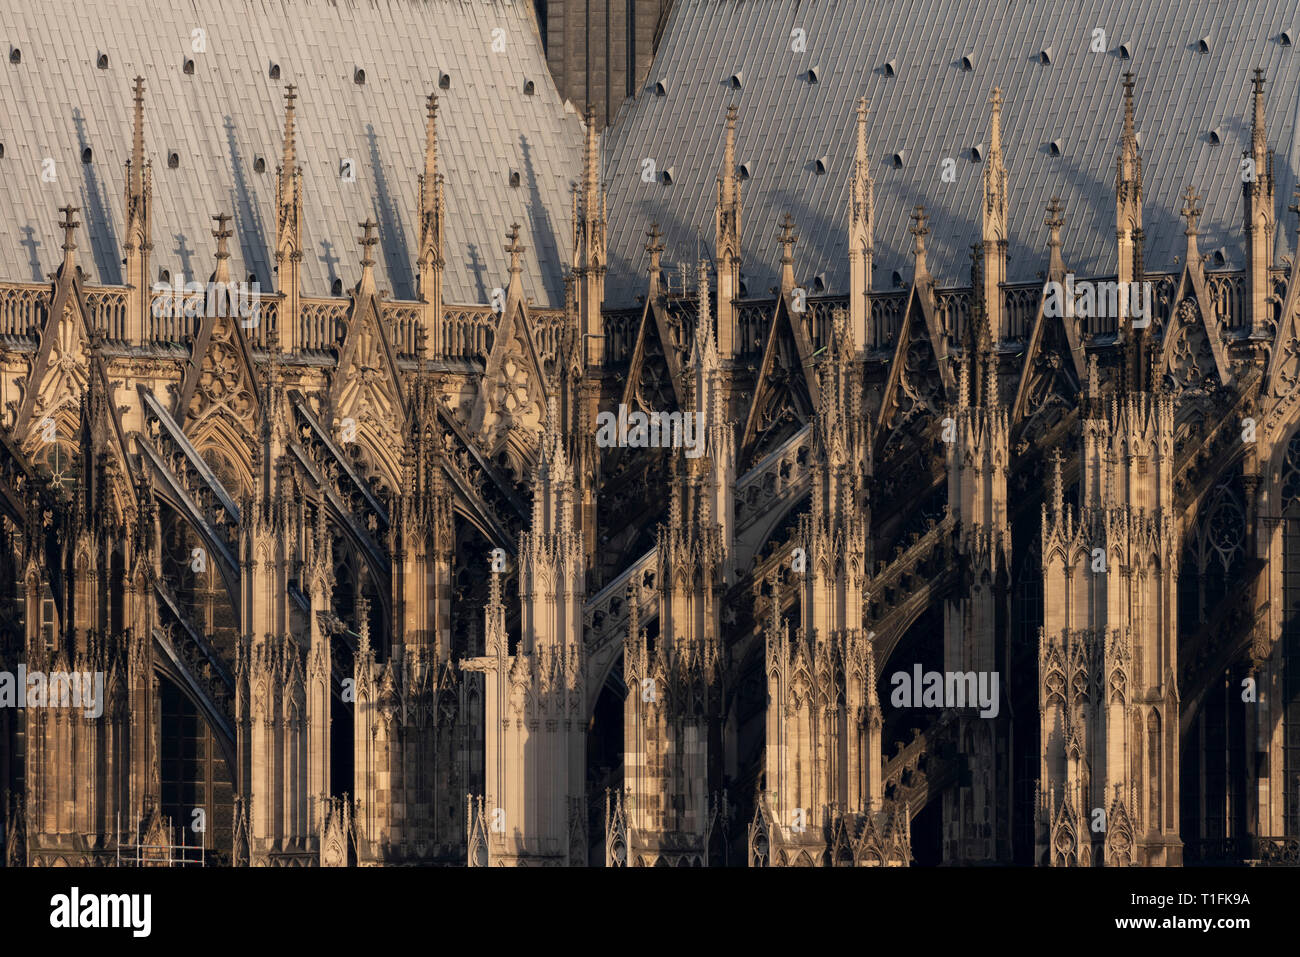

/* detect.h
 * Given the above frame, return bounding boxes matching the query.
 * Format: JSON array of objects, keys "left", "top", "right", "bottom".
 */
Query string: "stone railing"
[
  {"left": 85, "top": 288, "right": 128, "bottom": 340},
  {"left": 936, "top": 288, "right": 972, "bottom": 341},
  {"left": 382, "top": 302, "right": 422, "bottom": 357},
  {"left": 0, "top": 283, "right": 50, "bottom": 338},
  {"left": 1002, "top": 282, "right": 1041, "bottom": 340},
  {"left": 300, "top": 297, "right": 349, "bottom": 350},
  {"left": 0, "top": 266, "right": 1259, "bottom": 358},
  {"left": 442, "top": 305, "right": 496, "bottom": 360},
  {"left": 736, "top": 300, "right": 774, "bottom": 355},
  {"left": 1206, "top": 271, "right": 1246, "bottom": 331},
  {"left": 603, "top": 308, "right": 641, "bottom": 364}
]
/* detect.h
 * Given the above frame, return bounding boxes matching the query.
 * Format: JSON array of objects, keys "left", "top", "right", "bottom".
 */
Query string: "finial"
[
  {"left": 1051, "top": 448, "right": 1063, "bottom": 518},
  {"left": 583, "top": 103, "right": 600, "bottom": 208},
  {"left": 356, "top": 594, "right": 371, "bottom": 647},
  {"left": 505, "top": 223, "right": 524, "bottom": 274},
  {"left": 1045, "top": 197, "right": 1064, "bottom": 245},
  {"left": 1121, "top": 71, "right": 1137, "bottom": 144},
  {"left": 778, "top": 213, "right": 799, "bottom": 293},
  {"left": 645, "top": 223, "right": 664, "bottom": 270},
  {"left": 778, "top": 213, "right": 799, "bottom": 264},
  {"left": 58, "top": 205, "right": 80, "bottom": 257},
  {"left": 212, "top": 212, "right": 233, "bottom": 260},
  {"left": 546, "top": 393, "right": 559, "bottom": 435},
  {"left": 130, "top": 76, "right": 147, "bottom": 180},
  {"left": 910, "top": 205, "right": 929, "bottom": 259},
  {"left": 358, "top": 218, "right": 378, "bottom": 269},
  {"left": 281, "top": 84, "right": 298, "bottom": 173},
  {"left": 1251, "top": 68, "right": 1268, "bottom": 160},
  {"left": 1180, "top": 185, "right": 1202, "bottom": 237},
  {"left": 424, "top": 91, "right": 439, "bottom": 177}
]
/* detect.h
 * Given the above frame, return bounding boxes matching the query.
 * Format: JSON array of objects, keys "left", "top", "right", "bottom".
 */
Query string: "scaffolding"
[{"left": 114, "top": 812, "right": 206, "bottom": 867}]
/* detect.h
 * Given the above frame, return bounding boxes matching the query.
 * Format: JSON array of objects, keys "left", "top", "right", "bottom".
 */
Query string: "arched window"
[
  {"left": 1280, "top": 431, "right": 1300, "bottom": 836},
  {"left": 1182, "top": 476, "right": 1246, "bottom": 623},
  {"left": 39, "top": 583, "right": 56, "bottom": 651},
  {"left": 1147, "top": 709, "right": 1162, "bottom": 830},
  {"left": 1180, "top": 474, "right": 1249, "bottom": 850}
]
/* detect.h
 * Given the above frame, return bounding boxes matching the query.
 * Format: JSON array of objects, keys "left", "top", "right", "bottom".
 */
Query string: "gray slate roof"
[
  {"left": 0, "top": 0, "right": 584, "bottom": 306},
  {"left": 602, "top": 0, "right": 1300, "bottom": 306}
]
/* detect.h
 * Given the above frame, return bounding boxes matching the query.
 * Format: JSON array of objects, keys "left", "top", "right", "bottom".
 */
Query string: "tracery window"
[
  {"left": 39, "top": 584, "right": 56, "bottom": 652},
  {"left": 1179, "top": 473, "right": 1249, "bottom": 849},
  {"left": 1180, "top": 476, "right": 1246, "bottom": 624},
  {"left": 1280, "top": 430, "right": 1300, "bottom": 836}
]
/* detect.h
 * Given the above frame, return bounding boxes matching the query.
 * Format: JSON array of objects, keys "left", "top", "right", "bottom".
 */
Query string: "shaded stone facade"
[{"left": 0, "top": 0, "right": 1296, "bottom": 869}]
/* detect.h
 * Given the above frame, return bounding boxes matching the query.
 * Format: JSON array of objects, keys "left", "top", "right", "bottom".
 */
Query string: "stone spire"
[
  {"left": 574, "top": 106, "right": 607, "bottom": 366},
  {"left": 1116, "top": 72, "right": 1143, "bottom": 318},
  {"left": 694, "top": 258, "right": 719, "bottom": 372},
  {"left": 123, "top": 76, "right": 152, "bottom": 342},
  {"left": 715, "top": 104, "right": 742, "bottom": 356},
  {"left": 418, "top": 92, "right": 445, "bottom": 358},
  {"left": 1245, "top": 68, "right": 1275, "bottom": 336},
  {"left": 982, "top": 88, "right": 1008, "bottom": 342},
  {"left": 848, "top": 97, "right": 874, "bottom": 351},
  {"left": 275, "top": 84, "right": 303, "bottom": 351}
]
